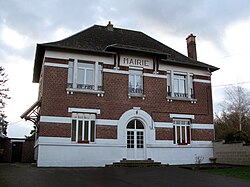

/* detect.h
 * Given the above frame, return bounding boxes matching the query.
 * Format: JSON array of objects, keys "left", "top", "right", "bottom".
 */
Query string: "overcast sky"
[{"left": 1, "top": 0, "right": 250, "bottom": 138}]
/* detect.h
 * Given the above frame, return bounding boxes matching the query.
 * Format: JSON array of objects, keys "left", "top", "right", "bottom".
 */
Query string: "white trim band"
[
  {"left": 68, "top": 107, "right": 101, "bottom": 114},
  {"left": 170, "top": 114, "right": 195, "bottom": 119},
  {"left": 143, "top": 73, "right": 167, "bottom": 79},
  {"left": 44, "top": 62, "right": 68, "bottom": 68},
  {"left": 154, "top": 122, "right": 173, "bottom": 128},
  {"left": 40, "top": 116, "right": 71, "bottom": 124},
  {"left": 103, "top": 68, "right": 129, "bottom": 74},
  {"left": 95, "top": 119, "right": 118, "bottom": 126},
  {"left": 103, "top": 68, "right": 168, "bottom": 79},
  {"left": 192, "top": 124, "right": 214, "bottom": 129},
  {"left": 193, "top": 79, "right": 211, "bottom": 84}
]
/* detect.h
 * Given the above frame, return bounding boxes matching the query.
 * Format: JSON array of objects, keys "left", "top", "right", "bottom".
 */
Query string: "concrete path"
[{"left": 0, "top": 163, "right": 250, "bottom": 187}]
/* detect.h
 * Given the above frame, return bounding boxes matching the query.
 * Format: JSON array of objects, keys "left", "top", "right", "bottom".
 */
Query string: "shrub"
[{"left": 224, "top": 131, "right": 250, "bottom": 143}]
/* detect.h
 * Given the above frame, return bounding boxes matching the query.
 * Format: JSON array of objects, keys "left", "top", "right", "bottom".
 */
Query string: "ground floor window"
[
  {"left": 173, "top": 119, "right": 191, "bottom": 145},
  {"left": 71, "top": 113, "right": 95, "bottom": 143}
]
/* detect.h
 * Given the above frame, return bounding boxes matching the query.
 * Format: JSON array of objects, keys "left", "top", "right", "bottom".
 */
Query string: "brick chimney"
[
  {"left": 107, "top": 21, "right": 113, "bottom": 31},
  {"left": 186, "top": 33, "right": 197, "bottom": 60}
]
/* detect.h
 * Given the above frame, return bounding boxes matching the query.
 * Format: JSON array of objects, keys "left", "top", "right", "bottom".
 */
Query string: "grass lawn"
[{"left": 205, "top": 167, "right": 250, "bottom": 181}]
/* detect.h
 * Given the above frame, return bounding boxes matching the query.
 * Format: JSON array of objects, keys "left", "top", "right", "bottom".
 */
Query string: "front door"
[{"left": 126, "top": 119, "right": 145, "bottom": 160}]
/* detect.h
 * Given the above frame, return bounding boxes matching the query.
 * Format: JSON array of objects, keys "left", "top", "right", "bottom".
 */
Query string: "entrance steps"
[{"left": 106, "top": 159, "right": 168, "bottom": 168}]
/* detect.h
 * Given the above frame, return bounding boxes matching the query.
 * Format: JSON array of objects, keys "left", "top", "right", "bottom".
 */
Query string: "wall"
[
  {"left": 21, "top": 139, "right": 35, "bottom": 163},
  {"left": 0, "top": 138, "right": 12, "bottom": 162},
  {"left": 213, "top": 141, "right": 250, "bottom": 166},
  {"left": 38, "top": 56, "right": 214, "bottom": 139},
  {"left": 0, "top": 138, "right": 34, "bottom": 163},
  {"left": 36, "top": 137, "right": 213, "bottom": 167}
]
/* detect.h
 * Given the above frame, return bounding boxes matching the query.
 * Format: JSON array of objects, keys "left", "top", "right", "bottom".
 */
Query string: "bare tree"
[
  {"left": 214, "top": 85, "right": 250, "bottom": 141},
  {"left": 222, "top": 86, "right": 250, "bottom": 131},
  {"left": 0, "top": 66, "right": 10, "bottom": 136}
]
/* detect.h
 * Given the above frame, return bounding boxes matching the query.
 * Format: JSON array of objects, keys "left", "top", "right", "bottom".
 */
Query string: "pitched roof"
[{"left": 33, "top": 24, "right": 219, "bottom": 82}]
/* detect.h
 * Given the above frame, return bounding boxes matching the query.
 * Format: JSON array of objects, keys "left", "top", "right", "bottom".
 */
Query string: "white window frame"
[
  {"left": 97, "top": 63, "right": 103, "bottom": 91},
  {"left": 76, "top": 60, "right": 95, "bottom": 90},
  {"left": 167, "top": 71, "right": 194, "bottom": 99},
  {"left": 67, "top": 59, "right": 103, "bottom": 92},
  {"left": 67, "top": 60, "right": 74, "bottom": 88},
  {"left": 71, "top": 113, "right": 96, "bottom": 143},
  {"left": 173, "top": 74, "right": 187, "bottom": 97},
  {"left": 129, "top": 69, "right": 143, "bottom": 95},
  {"left": 173, "top": 119, "right": 191, "bottom": 145}
]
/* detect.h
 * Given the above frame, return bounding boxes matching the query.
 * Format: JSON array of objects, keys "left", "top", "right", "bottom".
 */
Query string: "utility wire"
[
  {"left": 7, "top": 120, "right": 29, "bottom": 126},
  {"left": 212, "top": 81, "right": 250, "bottom": 88},
  {"left": 206, "top": 50, "right": 250, "bottom": 63}
]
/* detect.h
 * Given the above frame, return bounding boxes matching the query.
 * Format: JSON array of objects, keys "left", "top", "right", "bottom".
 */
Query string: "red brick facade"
[
  {"left": 38, "top": 57, "right": 214, "bottom": 141},
  {"left": 21, "top": 139, "right": 35, "bottom": 163},
  {"left": 39, "top": 122, "right": 71, "bottom": 137},
  {"left": 155, "top": 128, "right": 214, "bottom": 141},
  {"left": 96, "top": 125, "right": 117, "bottom": 139},
  {"left": 155, "top": 128, "right": 173, "bottom": 140},
  {"left": 40, "top": 64, "right": 213, "bottom": 123},
  {"left": 191, "top": 129, "right": 214, "bottom": 141}
]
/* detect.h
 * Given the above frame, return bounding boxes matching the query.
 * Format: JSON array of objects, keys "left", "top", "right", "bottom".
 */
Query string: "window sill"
[
  {"left": 128, "top": 93, "right": 146, "bottom": 100},
  {"left": 71, "top": 140, "right": 96, "bottom": 144},
  {"left": 177, "top": 143, "right": 190, "bottom": 145},
  {"left": 78, "top": 140, "right": 89, "bottom": 144},
  {"left": 66, "top": 88, "right": 104, "bottom": 96},
  {"left": 166, "top": 96, "right": 197, "bottom": 103}
]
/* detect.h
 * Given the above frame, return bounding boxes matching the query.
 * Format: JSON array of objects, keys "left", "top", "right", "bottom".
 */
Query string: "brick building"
[
  {"left": 22, "top": 22, "right": 219, "bottom": 167},
  {"left": 0, "top": 137, "right": 34, "bottom": 163}
]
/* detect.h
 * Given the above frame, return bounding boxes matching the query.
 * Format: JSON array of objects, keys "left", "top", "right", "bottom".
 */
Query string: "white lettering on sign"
[
  {"left": 120, "top": 55, "right": 153, "bottom": 69},
  {"left": 123, "top": 58, "right": 149, "bottom": 66}
]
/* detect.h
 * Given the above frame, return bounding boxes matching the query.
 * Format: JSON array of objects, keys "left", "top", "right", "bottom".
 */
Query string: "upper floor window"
[
  {"left": 71, "top": 113, "right": 96, "bottom": 143},
  {"left": 77, "top": 61, "right": 95, "bottom": 90},
  {"left": 174, "top": 74, "right": 187, "bottom": 97},
  {"left": 167, "top": 72, "right": 193, "bottom": 99},
  {"left": 173, "top": 119, "right": 191, "bottom": 145},
  {"left": 129, "top": 69, "right": 143, "bottom": 95},
  {"left": 67, "top": 59, "right": 103, "bottom": 91}
]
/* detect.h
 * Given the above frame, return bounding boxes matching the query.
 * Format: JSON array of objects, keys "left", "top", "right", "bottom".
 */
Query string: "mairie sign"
[{"left": 120, "top": 55, "right": 153, "bottom": 69}]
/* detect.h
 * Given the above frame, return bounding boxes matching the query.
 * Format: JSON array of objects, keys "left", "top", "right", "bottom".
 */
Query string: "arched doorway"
[{"left": 126, "top": 119, "right": 145, "bottom": 160}]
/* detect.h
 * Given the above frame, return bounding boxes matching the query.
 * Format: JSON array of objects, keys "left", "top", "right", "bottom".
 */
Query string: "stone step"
[
  {"left": 120, "top": 160, "right": 155, "bottom": 164},
  {"left": 106, "top": 160, "right": 168, "bottom": 168}
]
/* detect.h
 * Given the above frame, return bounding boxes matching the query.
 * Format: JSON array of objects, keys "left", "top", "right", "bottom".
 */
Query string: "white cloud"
[
  {"left": 223, "top": 19, "right": 250, "bottom": 53},
  {"left": 54, "top": 27, "right": 74, "bottom": 41},
  {"left": 0, "top": 24, "right": 33, "bottom": 50},
  {"left": 7, "top": 121, "right": 34, "bottom": 138},
  {"left": 3, "top": 55, "right": 38, "bottom": 138},
  {"left": 209, "top": 19, "right": 250, "bottom": 89}
]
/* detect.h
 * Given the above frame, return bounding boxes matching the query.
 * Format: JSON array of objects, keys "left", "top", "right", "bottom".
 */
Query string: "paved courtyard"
[{"left": 0, "top": 163, "right": 250, "bottom": 187}]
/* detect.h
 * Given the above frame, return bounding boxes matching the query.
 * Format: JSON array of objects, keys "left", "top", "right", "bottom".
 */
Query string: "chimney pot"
[
  {"left": 107, "top": 21, "right": 113, "bottom": 31},
  {"left": 186, "top": 33, "right": 197, "bottom": 60}
]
